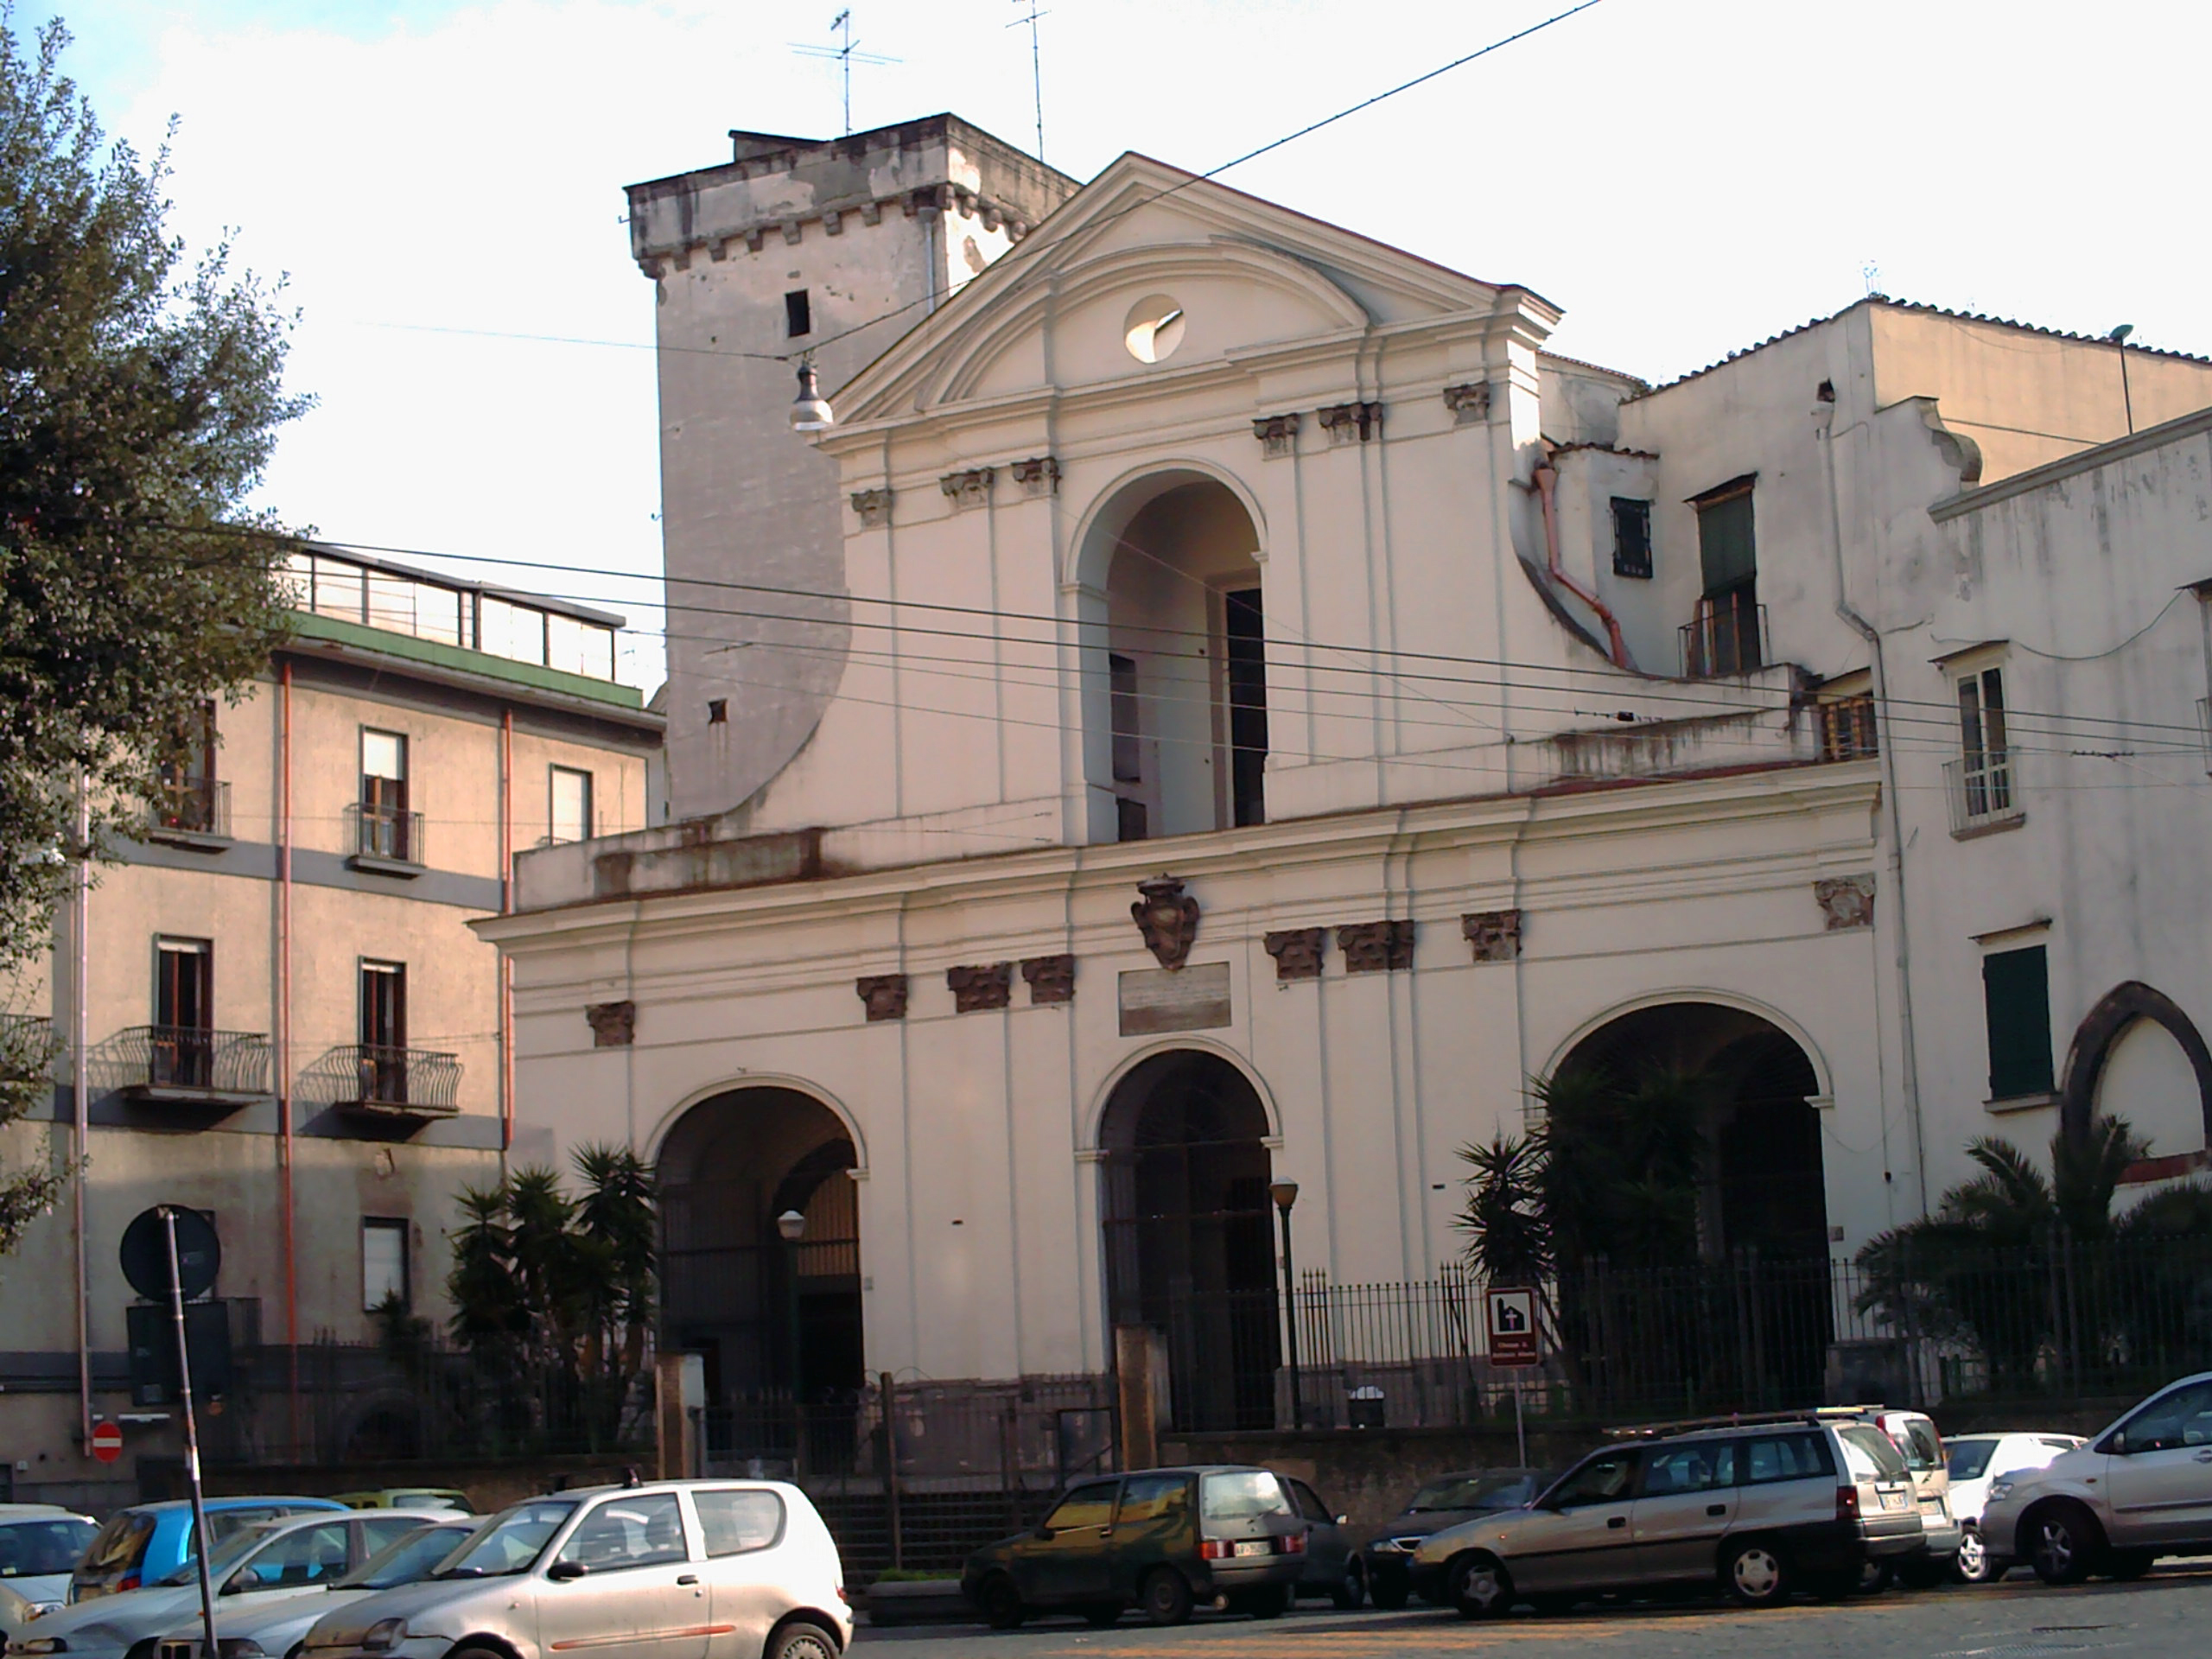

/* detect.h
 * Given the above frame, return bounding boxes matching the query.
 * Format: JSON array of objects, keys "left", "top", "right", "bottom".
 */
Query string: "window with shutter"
[{"left": 1983, "top": 945, "right": 2054, "bottom": 1099}]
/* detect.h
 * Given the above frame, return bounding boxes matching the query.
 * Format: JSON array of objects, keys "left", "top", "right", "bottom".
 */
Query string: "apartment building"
[{"left": 0, "top": 548, "right": 661, "bottom": 1508}]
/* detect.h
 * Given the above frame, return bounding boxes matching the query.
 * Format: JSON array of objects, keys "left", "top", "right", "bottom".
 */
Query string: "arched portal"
[
  {"left": 1098, "top": 1050, "right": 1278, "bottom": 1431},
  {"left": 656, "top": 1086, "right": 862, "bottom": 1410},
  {"left": 1549, "top": 1001, "right": 1830, "bottom": 1408},
  {"left": 1078, "top": 473, "right": 1266, "bottom": 842}
]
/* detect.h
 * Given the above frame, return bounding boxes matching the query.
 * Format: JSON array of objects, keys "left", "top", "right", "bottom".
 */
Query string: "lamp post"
[
  {"left": 1268, "top": 1180, "right": 1301, "bottom": 1431},
  {"left": 776, "top": 1208, "right": 806, "bottom": 1472},
  {"left": 2109, "top": 323, "right": 2135, "bottom": 435}
]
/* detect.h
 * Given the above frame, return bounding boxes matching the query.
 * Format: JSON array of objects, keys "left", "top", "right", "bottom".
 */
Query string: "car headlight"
[
  {"left": 360, "top": 1620, "right": 408, "bottom": 1653},
  {"left": 1988, "top": 1478, "right": 2013, "bottom": 1501},
  {"left": 23, "top": 1605, "right": 64, "bottom": 1622},
  {"left": 1365, "top": 1539, "right": 1403, "bottom": 1554},
  {"left": 15, "top": 1641, "right": 67, "bottom": 1656}
]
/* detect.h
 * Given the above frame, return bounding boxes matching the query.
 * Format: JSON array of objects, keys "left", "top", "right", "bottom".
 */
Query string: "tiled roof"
[{"left": 1627, "top": 296, "right": 2212, "bottom": 401}]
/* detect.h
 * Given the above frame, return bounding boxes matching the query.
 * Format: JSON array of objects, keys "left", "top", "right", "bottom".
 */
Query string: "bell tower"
[{"left": 626, "top": 116, "right": 1077, "bottom": 820}]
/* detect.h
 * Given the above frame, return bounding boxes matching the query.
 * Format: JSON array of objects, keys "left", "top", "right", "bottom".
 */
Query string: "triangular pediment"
[{"left": 830, "top": 153, "right": 1539, "bottom": 428}]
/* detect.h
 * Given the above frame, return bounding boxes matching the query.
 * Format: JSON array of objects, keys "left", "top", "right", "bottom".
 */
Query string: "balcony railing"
[
  {"left": 1, "top": 1013, "right": 56, "bottom": 1083},
  {"left": 1945, "top": 748, "right": 2024, "bottom": 836},
  {"left": 102, "top": 1026, "right": 272, "bottom": 1104},
  {"left": 1679, "top": 593, "right": 1769, "bottom": 678},
  {"left": 1817, "top": 693, "right": 1879, "bottom": 762},
  {"left": 347, "top": 803, "right": 425, "bottom": 868},
  {"left": 301, "top": 1044, "right": 462, "bottom": 1118},
  {"left": 148, "top": 778, "right": 231, "bottom": 843}
]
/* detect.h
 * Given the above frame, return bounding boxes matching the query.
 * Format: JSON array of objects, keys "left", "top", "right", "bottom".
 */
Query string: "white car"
[
  {"left": 0, "top": 1508, "right": 99, "bottom": 1637},
  {"left": 149, "top": 1519, "right": 473, "bottom": 1659},
  {"left": 298, "top": 1480, "right": 849, "bottom": 1659},
  {"left": 1980, "top": 1371, "right": 2212, "bottom": 1585},
  {"left": 7, "top": 1512, "right": 427, "bottom": 1659},
  {"left": 1941, "top": 1433, "right": 2085, "bottom": 1582}
]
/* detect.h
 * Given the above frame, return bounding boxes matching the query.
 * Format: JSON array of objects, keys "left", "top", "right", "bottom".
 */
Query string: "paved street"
[{"left": 859, "top": 1566, "right": 2212, "bottom": 1656}]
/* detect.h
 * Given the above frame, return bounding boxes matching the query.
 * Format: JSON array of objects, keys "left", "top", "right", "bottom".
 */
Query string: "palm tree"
[{"left": 571, "top": 1143, "right": 658, "bottom": 1445}]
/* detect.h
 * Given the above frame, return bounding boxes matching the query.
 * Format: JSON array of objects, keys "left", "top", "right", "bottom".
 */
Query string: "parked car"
[
  {"left": 11, "top": 1511, "right": 429, "bottom": 1659},
  {"left": 297, "top": 1480, "right": 847, "bottom": 1659},
  {"left": 1407, "top": 1414, "right": 1923, "bottom": 1616},
  {"left": 328, "top": 1494, "right": 470, "bottom": 1516},
  {"left": 149, "top": 1518, "right": 473, "bottom": 1659},
  {"left": 963, "top": 1466, "right": 1308, "bottom": 1629},
  {"left": 1844, "top": 1408, "right": 1961, "bottom": 1586},
  {"left": 1942, "top": 1432, "right": 2085, "bottom": 1583},
  {"left": 1359, "top": 1470, "right": 1547, "bottom": 1610},
  {"left": 67, "top": 1498, "right": 350, "bottom": 1604},
  {"left": 1275, "top": 1476, "right": 1363, "bottom": 1610},
  {"left": 0, "top": 1509, "right": 99, "bottom": 1635},
  {"left": 1980, "top": 1370, "right": 2212, "bottom": 1586}
]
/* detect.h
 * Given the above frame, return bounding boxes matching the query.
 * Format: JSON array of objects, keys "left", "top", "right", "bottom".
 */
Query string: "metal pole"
[
  {"left": 1513, "top": 1373, "right": 1526, "bottom": 1470},
  {"left": 1276, "top": 1205, "right": 1303, "bottom": 1431},
  {"left": 162, "top": 1209, "right": 219, "bottom": 1659},
  {"left": 880, "top": 1371, "right": 903, "bottom": 1572},
  {"left": 785, "top": 1238, "right": 806, "bottom": 1478}
]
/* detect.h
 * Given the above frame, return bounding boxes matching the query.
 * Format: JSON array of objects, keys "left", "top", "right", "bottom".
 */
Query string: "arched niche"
[{"left": 2060, "top": 981, "right": 2212, "bottom": 1150}]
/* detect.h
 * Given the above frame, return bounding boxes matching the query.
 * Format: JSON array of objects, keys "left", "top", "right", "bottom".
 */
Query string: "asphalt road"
[{"left": 855, "top": 1565, "right": 2212, "bottom": 1656}]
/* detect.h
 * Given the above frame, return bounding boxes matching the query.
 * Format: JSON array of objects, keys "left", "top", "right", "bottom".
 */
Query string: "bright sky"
[{"left": 37, "top": 0, "right": 2212, "bottom": 691}]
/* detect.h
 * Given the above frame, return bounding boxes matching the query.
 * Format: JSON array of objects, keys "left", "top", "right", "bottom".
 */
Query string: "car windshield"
[
  {"left": 434, "top": 1502, "right": 576, "bottom": 1579},
  {"left": 77, "top": 1512, "right": 155, "bottom": 1577},
  {"left": 0, "top": 1520, "right": 98, "bottom": 1578},
  {"left": 157, "top": 1529, "right": 269, "bottom": 1587},
  {"left": 1200, "top": 1473, "right": 1293, "bottom": 1521},
  {"left": 337, "top": 1526, "right": 471, "bottom": 1592},
  {"left": 1945, "top": 1439, "right": 2001, "bottom": 1481},
  {"left": 1838, "top": 1426, "right": 1910, "bottom": 1480},
  {"left": 1406, "top": 1474, "right": 1535, "bottom": 1513},
  {"left": 1887, "top": 1418, "right": 1944, "bottom": 1471}
]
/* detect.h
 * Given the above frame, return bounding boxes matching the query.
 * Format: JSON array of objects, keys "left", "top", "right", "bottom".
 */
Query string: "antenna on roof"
[
  {"left": 791, "top": 10, "right": 899, "bottom": 137},
  {"left": 1007, "top": 0, "right": 1050, "bottom": 162}
]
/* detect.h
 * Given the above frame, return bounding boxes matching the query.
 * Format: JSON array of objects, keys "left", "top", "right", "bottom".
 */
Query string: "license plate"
[
  {"left": 1882, "top": 1491, "right": 1910, "bottom": 1510},
  {"left": 1234, "top": 1539, "right": 1271, "bottom": 1557}
]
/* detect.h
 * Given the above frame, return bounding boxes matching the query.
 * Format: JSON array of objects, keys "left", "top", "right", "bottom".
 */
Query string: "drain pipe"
[
  {"left": 499, "top": 709, "right": 514, "bottom": 1158},
  {"left": 1814, "top": 397, "right": 1928, "bottom": 1217},
  {"left": 1532, "top": 458, "right": 1633, "bottom": 670},
  {"left": 71, "top": 773, "right": 91, "bottom": 1452},
  {"left": 279, "top": 662, "right": 300, "bottom": 1440}
]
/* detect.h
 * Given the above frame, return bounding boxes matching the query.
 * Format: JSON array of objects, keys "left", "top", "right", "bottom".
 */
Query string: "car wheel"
[
  {"left": 1955, "top": 1525, "right": 1993, "bottom": 1585},
  {"left": 977, "top": 1572, "right": 1028, "bottom": 1630},
  {"left": 1141, "top": 1566, "right": 1194, "bottom": 1627},
  {"left": 1079, "top": 1602, "right": 1123, "bottom": 1627},
  {"left": 1331, "top": 1556, "right": 1367, "bottom": 1611},
  {"left": 1447, "top": 1552, "right": 1513, "bottom": 1620},
  {"left": 1369, "top": 1568, "right": 1410, "bottom": 1611},
  {"left": 2104, "top": 1548, "right": 2155, "bottom": 1582},
  {"left": 766, "top": 1622, "right": 840, "bottom": 1659},
  {"left": 2027, "top": 1502, "right": 2102, "bottom": 1586},
  {"left": 1722, "top": 1539, "right": 1791, "bottom": 1607}
]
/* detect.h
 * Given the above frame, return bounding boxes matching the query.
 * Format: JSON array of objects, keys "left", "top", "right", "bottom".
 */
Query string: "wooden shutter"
[{"left": 1983, "top": 945, "right": 2054, "bottom": 1099}]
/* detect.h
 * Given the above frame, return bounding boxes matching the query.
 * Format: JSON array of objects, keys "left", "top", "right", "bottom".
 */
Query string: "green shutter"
[
  {"left": 1983, "top": 946, "right": 2054, "bottom": 1099},
  {"left": 1697, "top": 491, "right": 1758, "bottom": 594}
]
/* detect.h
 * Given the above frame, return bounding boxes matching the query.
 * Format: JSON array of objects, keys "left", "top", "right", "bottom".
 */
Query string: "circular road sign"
[
  {"left": 90, "top": 1421, "right": 123, "bottom": 1464},
  {"left": 119, "top": 1207, "right": 221, "bottom": 1302}
]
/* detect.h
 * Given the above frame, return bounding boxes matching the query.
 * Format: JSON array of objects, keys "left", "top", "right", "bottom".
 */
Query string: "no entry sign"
[
  {"left": 90, "top": 1421, "right": 123, "bottom": 1464},
  {"left": 1486, "top": 1287, "right": 1541, "bottom": 1368}
]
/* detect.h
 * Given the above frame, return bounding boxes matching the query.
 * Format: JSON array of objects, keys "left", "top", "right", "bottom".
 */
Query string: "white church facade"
[{"left": 480, "top": 118, "right": 2212, "bottom": 1432}]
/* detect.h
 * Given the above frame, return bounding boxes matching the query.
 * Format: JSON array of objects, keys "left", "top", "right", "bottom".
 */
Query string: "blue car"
[{"left": 67, "top": 1497, "right": 346, "bottom": 1603}]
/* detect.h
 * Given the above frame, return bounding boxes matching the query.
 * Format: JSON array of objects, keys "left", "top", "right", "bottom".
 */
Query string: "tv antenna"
[
  {"left": 1007, "top": 1, "right": 1049, "bottom": 162},
  {"left": 791, "top": 10, "right": 899, "bottom": 136}
]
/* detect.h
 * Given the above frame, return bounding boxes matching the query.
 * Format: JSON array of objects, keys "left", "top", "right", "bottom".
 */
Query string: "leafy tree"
[{"left": 2, "top": 9, "right": 308, "bottom": 1254}]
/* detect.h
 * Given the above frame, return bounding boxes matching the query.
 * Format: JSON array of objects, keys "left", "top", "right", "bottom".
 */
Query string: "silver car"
[
  {"left": 299, "top": 1480, "right": 848, "bottom": 1659},
  {"left": 1981, "top": 1370, "right": 2212, "bottom": 1585},
  {"left": 151, "top": 1520, "right": 474, "bottom": 1659},
  {"left": 8, "top": 1513, "right": 426, "bottom": 1659}
]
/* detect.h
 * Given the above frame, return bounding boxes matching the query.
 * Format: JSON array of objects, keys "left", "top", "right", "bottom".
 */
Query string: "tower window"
[{"left": 785, "top": 289, "right": 811, "bottom": 339}]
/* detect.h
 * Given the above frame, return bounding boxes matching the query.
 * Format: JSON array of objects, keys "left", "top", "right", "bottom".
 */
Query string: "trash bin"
[{"left": 1346, "top": 1385, "right": 1386, "bottom": 1429}]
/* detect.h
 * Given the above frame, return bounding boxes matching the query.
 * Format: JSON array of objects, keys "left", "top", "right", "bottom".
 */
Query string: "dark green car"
[{"left": 962, "top": 1465, "right": 1311, "bottom": 1628}]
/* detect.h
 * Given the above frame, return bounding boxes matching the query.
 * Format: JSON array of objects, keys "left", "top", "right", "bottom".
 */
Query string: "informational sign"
[
  {"left": 1486, "top": 1286, "right": 1541, "bottom": 1368},
  {"left": 90, "top": 1422, "right": 124, "bottom": 1464},
  {"left": 1117, "top": 963, "right": 1232, "bottom": 1036}
]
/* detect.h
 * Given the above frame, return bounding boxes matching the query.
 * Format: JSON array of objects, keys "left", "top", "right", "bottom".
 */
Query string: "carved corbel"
[
  {"left": 948, "top": 963, "right": 1014, "bottom": 1012},
  {"left": 1461, "top": 909, "right": 1522, "bottom": 963},
  {"left": 1338, "top": 918, "right": 1414, "bottom": 972},
  {"left": 1318, "top": 402, "right": 1383, "bottom": 444},
  {"left": 1815, "top": 875, "right": 1876, "bottom": 931},
  {"left": 1252, "top": 413, "right": 1301, "bottom": 460},
  {"left": 855, "top": 974, "right": 909, "bottom": 1022},
  {"left": 584, "top": 1001, "right": 636, "bottom": 1047},
  {"left": 850, "top": 487, "right": 894, "bottom": 528},
  {"left": 1012, "top": 456, "right": 1060, "bottom": 496},
  {"left": 1443, "top": 383, "right": 1492, "bottom": 424},
  {"left": 1021, "top": 954, "right": 1076, "bottom": 1005},
  {"left": 1263, "top": 928, "right": 1325, "bottom": 982},
  {"left": 940, "top": 468, "right": 995, "bottom": 510}
]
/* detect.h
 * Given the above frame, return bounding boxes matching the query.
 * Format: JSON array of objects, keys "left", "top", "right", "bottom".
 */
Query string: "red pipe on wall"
[
  {"left": 279, "top": 661, "right": 299, "bottom": 1443},
  {"left": 499, "top": 709, "right": 514, "bottom": 1155},
  {"left": 1533, "top": 459, "right": 1633, "bottom": 671}
]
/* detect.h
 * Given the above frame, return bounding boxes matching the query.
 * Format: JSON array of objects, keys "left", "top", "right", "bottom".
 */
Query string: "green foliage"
[
  {"left": 0, "top": 1013, "right": 64, "bottom": 1261},
  {"left": 2, "top": 9, "right": 307, "bottom": 1253},
  {"left": 443, "top": 1146, "right": 660, "bottom": 1450}
]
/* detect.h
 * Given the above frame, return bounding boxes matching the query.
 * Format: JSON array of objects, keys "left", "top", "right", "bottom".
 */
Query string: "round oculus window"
[{"left": 1124, "top": 295, "right": 1186, "bottom": 364}]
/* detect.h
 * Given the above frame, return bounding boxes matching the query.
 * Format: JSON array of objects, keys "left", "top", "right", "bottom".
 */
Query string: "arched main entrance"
[
  {"left": 656, "top": 1087, "right": 863, "bottom": 1414},
  {"left": 1079, "top": 472, "right": 1267, "bottom": 841},
  {"left": 1548, "top": 1001, "right": 1831, "bottom": 1408},
  {"left": 1098, "top": 1050, "right": 1278, "bottom": 1431}
]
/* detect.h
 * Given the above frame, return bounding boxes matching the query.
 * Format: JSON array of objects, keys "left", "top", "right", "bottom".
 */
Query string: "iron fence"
[{"left": 1274, "top": 1243, "right": 2212, "bottom": 1430}]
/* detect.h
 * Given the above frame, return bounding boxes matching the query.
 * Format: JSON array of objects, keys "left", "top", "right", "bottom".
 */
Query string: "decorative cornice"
[
  {"left": 939, "top": 467, "right": 995, "bottom": 510},
  {"left": 855, "top": 973, "right": 908, "bottom": 1021},
  {"left": 849, "top": 487, "right": 894, "bottom": 528},
  {"left": 1263, "top": 927, "right": 1325, "bottom": 981},
  {"left": 1011, "top": 456, "right": 1060, "bottom": 496},
  {"left": 1021, "top": 953, "right": 1076, "bottom": 1004},
  {"left": 947, "top": 962, "right": 1013, "bottom": 1012},
  {"left": 1338, "top": 918, "right": 1414, "bottom": 972},
  {"left": 1318, "top": 402, "right": 1383, "bottom": 444},
  {"left": 1251, "top": 413, "right": 1301, "bottom": 459}
]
